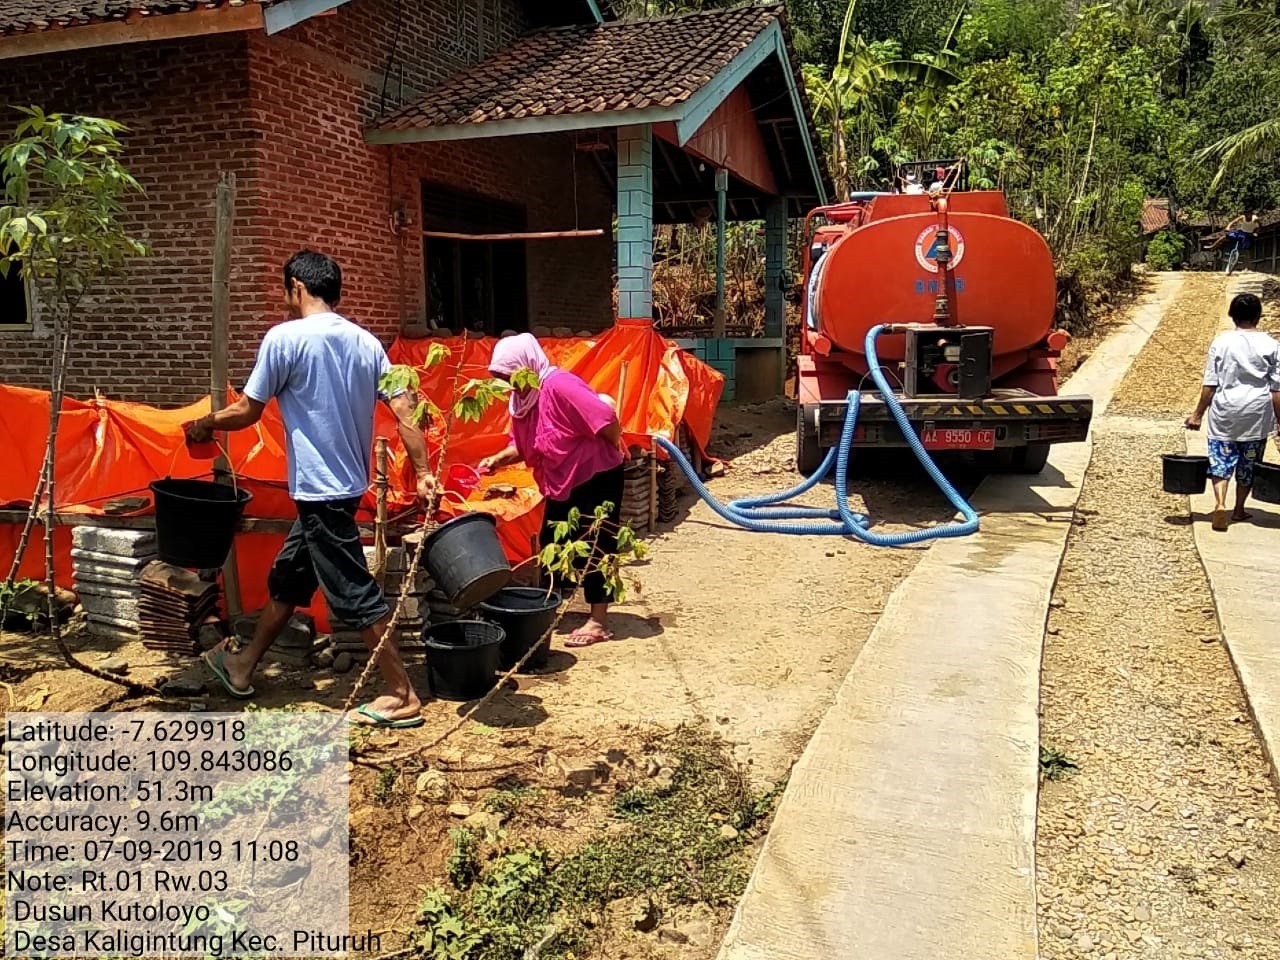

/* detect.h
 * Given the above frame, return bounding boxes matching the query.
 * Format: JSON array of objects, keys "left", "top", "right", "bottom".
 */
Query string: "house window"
[
  {"left": 0, "top": 259, "right": 29, "bottom": 328},
  {"left": 422, "top": 183, "right": 527, "bottom": 336}
]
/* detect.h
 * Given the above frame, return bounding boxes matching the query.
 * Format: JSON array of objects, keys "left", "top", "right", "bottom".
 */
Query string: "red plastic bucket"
[
  {"left": 444, "top": 464, "right": 481, "bottom": 499},
  {"left": 181, "top": 420, "right": 219, "bottom": 460}
]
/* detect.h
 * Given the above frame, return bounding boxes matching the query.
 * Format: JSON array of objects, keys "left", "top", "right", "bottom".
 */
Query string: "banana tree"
[
  {"left": 803, "top": 0, "right": 961, "bottom": 199},
  {"left": 890, "top": 7, "right": 968, "bottom": 159}
]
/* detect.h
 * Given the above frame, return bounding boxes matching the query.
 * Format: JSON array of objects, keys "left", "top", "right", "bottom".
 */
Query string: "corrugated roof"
[
  {"left": 0, "top": 1, "right": 277, "bottom": 36},
  {"left": 374, "top": 4, "right": 786, "bottom": 132}
]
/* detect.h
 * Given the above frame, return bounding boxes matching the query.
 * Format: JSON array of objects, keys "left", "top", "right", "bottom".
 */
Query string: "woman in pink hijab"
[{"left": 480, "top": 333, "right": 627, "bottom": 646}]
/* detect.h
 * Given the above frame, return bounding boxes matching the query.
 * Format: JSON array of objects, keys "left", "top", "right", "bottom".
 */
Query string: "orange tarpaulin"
[{"left": 0, "top": 322, "right": 722, "bottom": 630}]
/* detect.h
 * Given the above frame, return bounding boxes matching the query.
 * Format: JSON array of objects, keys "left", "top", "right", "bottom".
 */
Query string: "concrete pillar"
[
  {"left": 616, "top": 125, "right": 653, "bottom": 322},
  {"left": 764, "top": 195, "right": 787, "bottom": 338}
]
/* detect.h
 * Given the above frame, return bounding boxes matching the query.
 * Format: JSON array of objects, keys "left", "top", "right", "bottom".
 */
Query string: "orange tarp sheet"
[{"left": 0, "top": 322, "right": 722, "bottom": 630}]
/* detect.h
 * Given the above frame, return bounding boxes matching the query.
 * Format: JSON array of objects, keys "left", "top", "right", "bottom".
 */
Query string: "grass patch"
[
  {"left": 373, "top": 766, "right": 399, "bottom": 805},
  {"left": 1039, "top": 744, "right": 1079, "bottom": 781},
  {"left": 483, "top": 781, "right": 540, "bottom": 819},
  {"left": 413, "top": 726, "right": 780, "bottom": 960},
  {"left": 447, "top": 828, "right": 481, "bottom": 891}
]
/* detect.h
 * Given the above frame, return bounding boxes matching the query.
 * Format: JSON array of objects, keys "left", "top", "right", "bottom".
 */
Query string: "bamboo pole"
[
  {"left": 211, "top": 172, "right": 242, "bottom": 615},
  {"left": 420, "top": 228, "right": 605, "bottom": 242},
  {"left": 713, "top": 167, "right": 728, "bottom": 338},
  {"left": 372, "top": 436, "right": 390, "bottom": 586}
]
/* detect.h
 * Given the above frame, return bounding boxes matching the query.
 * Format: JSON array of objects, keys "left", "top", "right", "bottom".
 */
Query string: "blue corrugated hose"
[{"left": 654, "top": 324, "right": 980, "bottom": 545}]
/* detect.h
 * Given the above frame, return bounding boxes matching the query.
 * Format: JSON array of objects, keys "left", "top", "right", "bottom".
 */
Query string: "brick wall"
[
  {"left": 0, "top": 0, "right": 615, "bottom": 406},
  {"left": 247, "top": 0, "right": 615, "bottom": 368},
  {"left": 0, "top": 35, "right": 263, "bottom": 404}
]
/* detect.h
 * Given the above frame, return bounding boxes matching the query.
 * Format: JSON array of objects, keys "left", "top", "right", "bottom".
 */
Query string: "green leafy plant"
[
  {"left": 613, "top": 786, "right": 660, "bottom": 819},
  {"left": 447, "top": 828, "right": 481, "bottom": 890},
  {"left": 0, "top": 107, "right": 149, "bottom": 689},
  {"left": 195, "top": 705, "right": 344, "bottom": 826},
  {"left": 377, "top": 346, "right": 527, "bottom": 430},
  {"left": 415, "top": 889, "right": 484, "bottom": 960},
  {"left": 1145, "top": 229, "right": 1188, "bottom": 270},
  {"left": 538, "top": 503, "right": 648, "bottom": 603},
  {"left": 379, "top": 342, "right": 450, "bottom": 427},
  {"left": 510, "top": 367, "right": 541, "bottom": 391},
  {"left": 0, "top": 577, "right": 39, "bottom": 627},
  {"left": 467, "top": 846, "right": 554, "bottom": 948},
  {"left": 453, "top": 377, "right": 512, "bottom": 423}
]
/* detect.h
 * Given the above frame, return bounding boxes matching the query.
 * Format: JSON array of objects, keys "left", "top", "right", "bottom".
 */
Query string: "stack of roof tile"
[{"left": 138, "top": 561, "right": 220, "bottom": 654}]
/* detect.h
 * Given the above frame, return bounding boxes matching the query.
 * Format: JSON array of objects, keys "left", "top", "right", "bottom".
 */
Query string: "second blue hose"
[{"left": 654, "top": 324, "right": 980, "bottom": 545}]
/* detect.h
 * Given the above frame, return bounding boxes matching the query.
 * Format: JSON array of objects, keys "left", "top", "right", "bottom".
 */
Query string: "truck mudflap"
[{"left": 797, "top": 391, "right": 1093, "bottom": 469}]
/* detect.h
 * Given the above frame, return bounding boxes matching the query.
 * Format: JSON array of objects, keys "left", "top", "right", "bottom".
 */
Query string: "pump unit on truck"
[{"left": 796, "top": 160, "right": 1093, "bottom": 475}]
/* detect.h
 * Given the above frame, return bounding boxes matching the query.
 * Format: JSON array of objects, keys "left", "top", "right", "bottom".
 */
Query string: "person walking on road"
[
  {"left": 1184, "top": 292, "right": 1280, "bottom": 531},
  {"left": 185, "top": 250, "right": 435, "bottom": 728},
  {"left": 479, "top": 333, "right": 628, "bottom": 647}
]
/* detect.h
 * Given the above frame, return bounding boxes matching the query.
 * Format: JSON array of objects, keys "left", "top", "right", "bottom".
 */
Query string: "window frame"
[
  {"left": 0, "top": 270, "right": 34, "bottom": 332},
  {"left": 420, "top": 181, "right": 529, "bottom": 336}
]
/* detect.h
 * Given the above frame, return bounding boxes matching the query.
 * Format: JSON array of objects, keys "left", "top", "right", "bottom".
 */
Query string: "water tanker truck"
[{"left": 796, "top": 160, "right": 1093, "bottom": 475}]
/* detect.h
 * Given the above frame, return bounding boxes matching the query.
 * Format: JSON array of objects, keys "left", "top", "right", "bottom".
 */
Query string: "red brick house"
[{"left": 0, "top": 0, "right": 826, "bottom": 405}]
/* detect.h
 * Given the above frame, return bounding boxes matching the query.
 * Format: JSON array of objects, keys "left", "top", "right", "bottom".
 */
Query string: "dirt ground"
[
  {"left": 1, "top": 279, "right": 1214, "bottom": 959},
  {"left": 1037, "top": 270, "right": 1280, "bottom": 960},
  {"left": 0, "top": 395, "right": 980, "bottom": 958}
]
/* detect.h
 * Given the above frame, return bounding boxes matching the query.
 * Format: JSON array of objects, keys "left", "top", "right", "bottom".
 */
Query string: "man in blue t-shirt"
[{"left": 186, "top": 251, "right": 433, "bottom": 728}]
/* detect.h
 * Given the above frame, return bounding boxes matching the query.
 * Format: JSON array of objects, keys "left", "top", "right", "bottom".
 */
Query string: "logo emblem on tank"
[{"left": 914, "top": 225, "right": 966, "bottom": 273}]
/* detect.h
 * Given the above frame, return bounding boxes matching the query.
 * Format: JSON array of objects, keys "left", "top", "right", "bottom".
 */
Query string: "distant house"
[
  {"left": 1140, "top": 198, "right": 1172, "bottom": 238},
  {"left": 0, "top": 0, "right": 827, "bottom": 405},
  {"left": 1142, "top": 197, "right": 1280, "bottom": 272}
]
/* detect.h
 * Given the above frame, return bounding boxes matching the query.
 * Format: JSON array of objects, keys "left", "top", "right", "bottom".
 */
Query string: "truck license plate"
[{"left": 922, "top": 428, "right": 995, "bottom": 451}]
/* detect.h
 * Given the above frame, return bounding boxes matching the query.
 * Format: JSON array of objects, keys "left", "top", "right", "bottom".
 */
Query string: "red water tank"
[{"left": 811, "top": 194, "right": 1056, "bottom": 364}]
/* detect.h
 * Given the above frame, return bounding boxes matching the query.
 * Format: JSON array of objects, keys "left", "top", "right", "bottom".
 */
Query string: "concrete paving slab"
[
  {"left": 1187, "top": 431, "right": 1280, "bottom": 782},
  {"left": 1184, "top": 269, "right": 1280, "bottom": 778},
  {"left": 718, "top": 275, "right": 1182, "bottom": 960}
]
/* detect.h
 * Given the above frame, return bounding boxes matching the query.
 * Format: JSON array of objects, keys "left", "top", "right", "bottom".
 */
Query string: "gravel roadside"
[{"left": 1037, "top": 272, "right": 1280, "bottom": 960}]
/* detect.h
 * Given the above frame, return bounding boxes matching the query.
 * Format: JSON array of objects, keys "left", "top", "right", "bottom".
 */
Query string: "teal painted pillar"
[
  {"left": 616, "top": 125, "right": 653, "bottom": 322},
  {"left": 714, "top": 167, "right": 728, "bottom": 337},
  {"left": 764, "top": 196, "right": 787, "bottom": 339}
]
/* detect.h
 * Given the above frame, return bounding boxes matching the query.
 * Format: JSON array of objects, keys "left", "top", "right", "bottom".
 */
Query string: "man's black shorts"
[{"left": 267, "top": 498, "right": 389, "bottom": 629}]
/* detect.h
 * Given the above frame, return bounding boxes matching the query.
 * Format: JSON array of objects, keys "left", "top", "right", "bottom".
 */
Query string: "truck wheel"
[
  {"left": 796, "top": 404, "right": 822, "bottom": 476},
  {"left": 1011, "top": 443, "right": 1051, "bottom": 474}
]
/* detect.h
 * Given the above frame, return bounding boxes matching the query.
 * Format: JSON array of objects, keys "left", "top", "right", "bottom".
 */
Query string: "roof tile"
[
  {"left": 0, "top": 1, "right": 277, "bottom": 36},
  {"left": 375, "top": 4, "right": 786, "bottom": 131},
  {"left": 1140, "top": 198, "right": 1171, "bottom": 235}
]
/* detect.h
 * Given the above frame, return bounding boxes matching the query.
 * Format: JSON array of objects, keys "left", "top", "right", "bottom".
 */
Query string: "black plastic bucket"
[
  {"left": 478, "top": 587, "right": 562, "bottom": 671},
  {"left": 1253, "top": 461, "right": 1280, "bottom": 504},
  {"left": 149, "top": 478, "right": 252, "bottom": 569},
  {"left": 423, "top": 619, "right": 505, "bottom": 701},
  {"left": 423, "top": 513, "right": 511, "bottom": 611},
  {"left": 1161, "top": 454, "right": 1209, "bottom": 495}
]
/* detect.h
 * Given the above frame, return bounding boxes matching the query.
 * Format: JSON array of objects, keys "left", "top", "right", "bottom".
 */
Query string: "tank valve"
[{"left": 932, "top": 229, "right": 952, "bottom": 267}]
